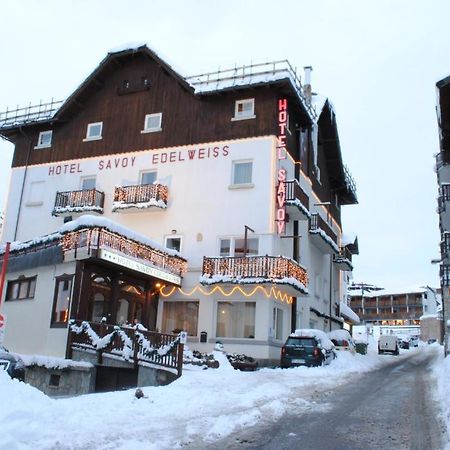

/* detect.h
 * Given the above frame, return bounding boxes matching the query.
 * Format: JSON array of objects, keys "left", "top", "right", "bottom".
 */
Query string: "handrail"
[
  {"left": 53, "top": 188, "right": 105, "bottom": 214},
  {"left": 114, "top": 183, "right": 168, "bottom": 205}
]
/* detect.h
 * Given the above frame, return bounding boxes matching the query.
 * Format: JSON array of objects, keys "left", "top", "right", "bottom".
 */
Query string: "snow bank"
[{"left": 0, "top": 346, "right": 429, "bottom": 450}]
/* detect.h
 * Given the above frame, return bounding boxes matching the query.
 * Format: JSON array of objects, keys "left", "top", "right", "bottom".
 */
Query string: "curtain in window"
[
  {"left": 216, "top": 302, "right": 255, "bottom": 338},
  {"left": 162, "top": 301, "right": 199, "bottom": 335}
]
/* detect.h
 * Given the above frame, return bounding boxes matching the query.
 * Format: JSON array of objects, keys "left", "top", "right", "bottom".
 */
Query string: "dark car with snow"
[
  {"left": 281, "top": 329, "right": 336, "bottom": 368},
  {"left": 0, "top": 346, "right": 25, "bottom": 381}
]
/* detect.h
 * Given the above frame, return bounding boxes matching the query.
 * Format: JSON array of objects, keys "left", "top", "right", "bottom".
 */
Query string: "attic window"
[
  {"left": 35, "top": 130, "right": 52, "bottom": 149},
  {"left": 231, "top": 99, "right": 255, "bottom": 121},
  {"left": 83, "top": 122, "right": 103, "bottom": 142}
]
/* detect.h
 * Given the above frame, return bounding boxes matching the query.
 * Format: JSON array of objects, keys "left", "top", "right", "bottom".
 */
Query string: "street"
[{"left": 206, "top": 348, "right": 445, "bottom": 450}]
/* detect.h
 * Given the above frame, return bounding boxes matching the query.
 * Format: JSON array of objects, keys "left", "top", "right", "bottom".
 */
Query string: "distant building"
[{"left": 349, "top": 285, "right": 440, "bottom": 326}]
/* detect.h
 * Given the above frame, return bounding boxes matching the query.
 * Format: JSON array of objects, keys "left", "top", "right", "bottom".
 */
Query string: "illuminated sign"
[
  {"left": 98, "top": 249, "right": 181, "bottom": 286},
  {"left": 276, "top": 99, "right": 288, "bottom": 234}
]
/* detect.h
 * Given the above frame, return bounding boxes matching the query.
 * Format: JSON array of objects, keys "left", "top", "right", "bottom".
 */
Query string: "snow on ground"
[{"left": 0, "top": 345, "right": 442, "bottom": 450}]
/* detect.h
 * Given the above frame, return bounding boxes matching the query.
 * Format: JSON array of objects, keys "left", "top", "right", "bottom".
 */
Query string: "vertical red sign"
[{"left": 276, "top": 99, "right": 288, "bottom": 234}]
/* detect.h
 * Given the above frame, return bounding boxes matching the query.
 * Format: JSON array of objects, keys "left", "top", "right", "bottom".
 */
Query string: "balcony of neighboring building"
[
  {"left": 112, "top": 183, "right": 168, "bottom": 212},
  {"left": 333, "top": 246, "right": 353, "bottom": 271},
  {"left": 285, "top": 179, "right": 310, "bottom": 221},
  {"left": 200, "top": 255, "right": 308, "bottom": 296},
  {"left": 52, "top": 189, "right": 105, "bottom": 216},
  {"left": 435, "top": 151, "right": 450, "bottom": 172},
  {"left": 308, "top": 214, "right": 339, "bottom": 254}
]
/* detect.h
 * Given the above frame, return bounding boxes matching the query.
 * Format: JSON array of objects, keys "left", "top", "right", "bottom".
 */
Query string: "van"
[{"left": 378, "top": 335, "right": 399, "bottom": 355}]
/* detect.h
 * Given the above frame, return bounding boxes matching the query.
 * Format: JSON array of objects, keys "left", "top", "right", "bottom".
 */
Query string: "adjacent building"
[
  {"left": 0, "top": 44, "right": 358, "bottom": 365},
  {"left": 436, "top": 74, "right": 450, "bottom": 353}
]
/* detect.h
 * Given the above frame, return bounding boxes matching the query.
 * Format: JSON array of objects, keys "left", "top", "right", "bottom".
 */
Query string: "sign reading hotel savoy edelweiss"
[
  {"left": 46, "top": 145, "right": 230, "bottom": 176},
  {"left": 276, "top": 99, "right": 288, "bottom": 234},
  {"left": 98, "top": 249, "right": 181, "bottom": 286}
]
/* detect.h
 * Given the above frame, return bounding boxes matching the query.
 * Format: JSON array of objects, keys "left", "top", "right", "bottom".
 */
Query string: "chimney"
[{"left": 303, "top": 66, "right": 313, "bottom": 101}]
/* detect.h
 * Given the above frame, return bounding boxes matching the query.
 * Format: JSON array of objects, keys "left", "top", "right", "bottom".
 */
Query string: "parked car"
[
  {"left": 397, "top": 336, "right": 410, "bottom": 350},
  {"left": 409, "top": 336, "right": 419, "bottom": 347},
  {"left": 0, "top": 346, "right": 25, "bottom": 381},
  {"left": 378, "top": 335, "right": 399, "bottom": 355},
  {"left": 281, "top": 329, "right": 336, "bottom": 368},
  {"left": 328, "top": 329, "right": 356, "bottom": 354}
]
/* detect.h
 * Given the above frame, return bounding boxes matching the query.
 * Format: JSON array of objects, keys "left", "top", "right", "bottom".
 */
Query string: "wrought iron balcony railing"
[
  {"left": 309, "top": 214, "right": 339, "bottom": 254},
  {"left": 285, "top": 179, "right": 310, "bottom": 219},
  {"left": 52, "top": 189, "right": 105, "bottom": 216},
  {"left": 200, "top": 255, "right": 308, "bottom": 295},
  {"left": 112, "top": 183, "right": 168, "bottom": 212}
]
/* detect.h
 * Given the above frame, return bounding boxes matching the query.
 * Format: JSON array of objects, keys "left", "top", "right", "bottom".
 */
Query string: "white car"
[{"left": 328, "top": 329, "right": 356, "bottom": 354}]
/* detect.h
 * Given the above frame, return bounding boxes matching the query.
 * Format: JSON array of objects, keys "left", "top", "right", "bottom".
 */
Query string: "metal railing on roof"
[
  {"left": 185, "top": 60, "right": 317, "bottom": 120},
  {"left": 0, "top": 98, "right": 63, "bottom": 129}
]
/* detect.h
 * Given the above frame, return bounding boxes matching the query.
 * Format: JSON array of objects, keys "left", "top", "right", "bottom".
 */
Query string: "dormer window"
[
  {"left": 83, "top": 122, "right": 103, "bottom": 141},
  {"left": 141, "top": 113, "right": 162, "bottom": 133},
  {"left": 232, "top": 99, "right": 255, "bottom": 121},
  {"left": 35, "top": 130, "right": 53, "bottom": 149}
]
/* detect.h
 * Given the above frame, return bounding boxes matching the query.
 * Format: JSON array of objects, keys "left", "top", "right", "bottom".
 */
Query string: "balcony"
[
  {"left": 200, "top": 255, "right": 308, "bottom": 296},
  {"left": 309, "top": 214, "right": 339, "bottom": 254},
  {"left": 52, "top": 189, "right": 104, "bottom": 216},
  {"left": 112, "top": 184, "right": 168, "bottom": 212},
  {"left": 333, "top": 246, "right": 353, "bottom": 271},
  {"left": 60, "top": 226, "right": 187, "bottom": 286},
  {"left": 285, "top": 179, "right": 310, "bottom": 221},
  {"left": 435, "top": 151, "right": 450, "bottom": 171}
]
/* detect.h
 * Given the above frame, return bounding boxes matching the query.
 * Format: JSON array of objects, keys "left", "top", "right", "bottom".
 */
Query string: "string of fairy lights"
[
  {"left": 159, "top": 284, "right": 293, "bottom": 304},
  {"left": 114, "top": 183, "right": 168, "bottom": 204}
]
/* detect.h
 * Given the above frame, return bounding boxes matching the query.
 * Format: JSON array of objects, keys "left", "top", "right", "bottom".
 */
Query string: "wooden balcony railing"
[
  {"left": 52, "top": 189, "right": 105, "bottom": 216},
  {"left": 201, "top": 255, "right": 308, "bottom": 293},
  {"left": 113, "top": 183, "right": 168, "bottom": 211},
  {"left": 285, "top": 179, "right": 309, "bottom": 211},
  {"left": 436, "top": 152, "right": 450, "bottom": 171},
  {"left": 309, "top": 214, "right": 338, "bottom": 244},
  {"left": 333, "top": 246, "right": 353, "bottom": 270},
  {"left": 67, "top": 321, "right": 183, "bottom": 376},
  {"left": 60, "top": 227, "right": 187, "bottom": 277}
]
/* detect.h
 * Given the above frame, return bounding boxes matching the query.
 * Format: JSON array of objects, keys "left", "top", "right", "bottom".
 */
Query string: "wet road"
[{"left": 207, "top": 349, "right": 445, "bottom": 450}]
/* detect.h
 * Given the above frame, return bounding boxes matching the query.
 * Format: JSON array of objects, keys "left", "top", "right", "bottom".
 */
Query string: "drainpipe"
[{"left": 13, "top": 127, "right": 34, "bottom": 241}]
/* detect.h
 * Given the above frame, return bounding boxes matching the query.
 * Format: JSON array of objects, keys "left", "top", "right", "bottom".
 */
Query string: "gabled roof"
[
  {"left": 314, "top": 96, "right": 358, "bottom": 205},
  {"left": 55, "top": 44, "right": 194, "bottom": 122}
]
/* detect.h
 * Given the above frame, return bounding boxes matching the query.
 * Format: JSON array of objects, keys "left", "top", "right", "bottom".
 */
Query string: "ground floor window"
[
  {"left": 6, "top": 276, "right": 37, "bottom": 301},
  {"left": 51, "top": 274, "right": 73, "bottom": 327},
  {"left": 273, "top": 307, "right": 284, "bottom": 340},
  {"left": 162, "top": 301, "right": 199, "bottom": 336},
  {"left": 216, "top": 301, "right": 255, "bottom": 339}
]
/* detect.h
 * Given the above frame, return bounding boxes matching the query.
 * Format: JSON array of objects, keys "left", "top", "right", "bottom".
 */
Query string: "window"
[
  {"left": 142, "top": 113, "right": 162, "bottom": 133},
  {"left": 26, "top": 181, "right": 45, "bottom": 206},
  {"left": 232, "top": 161, "right": 253, "bottom": 185},
  {"left": 273, "top": 307, "right": 284, "bottom": 340},
  {"left": 216, "top": 302, "right": 255, "bottom": 338},
  {"left": 219, "top": 237, "right": 259, "bottom": 257},
  {"left": 81, "top": 176, "right": 96, "bottom": 190},
  {"left": 232, "top": 99, "right": 255, "bottom": 121},
  {"left": 6, "top": 276, "right": 37, "bottom": 301},
  {"left": 162, "top": 301, "right": 199, "bottom": 336},
  {"left": 140, "top": 171, "right": 157, "bottom": 185},
  {"left": 165, "top": 236, "right": 182, "bottom": 252},
  {"left": 84, "top": 122, "right": 103, "bottom": 141},
  {"left": 51, "top": 275, "right": 73, "bottom": 327},
  {"left": 35, "top": 130, "right": 52, "bottom": 149}
]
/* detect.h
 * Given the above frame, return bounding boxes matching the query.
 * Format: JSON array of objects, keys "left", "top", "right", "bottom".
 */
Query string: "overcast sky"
[{"left": 0, "top": 0, "right": 449, "bottom": 290}]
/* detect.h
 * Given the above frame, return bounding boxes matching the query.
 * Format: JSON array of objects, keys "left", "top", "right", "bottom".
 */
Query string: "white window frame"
[
  {"left": 216, "top": 301, "right": 256, "bottom": 339},
  {"left": 80, "top": 176, "right": 96, "bottom": 190},
  {"left": 141, "top": 113, "right": 162, "bottom": 133},
  {"left": 83, "top": 122, "right": 103, "bottom": 141},
  {"left": 165, "top": 235, "right": 182, "bottom": 253},
  {"left": 231, "top": 98, "right": 255, "bottom": 121},
  {"left": 140, "top": 170, "right": 157, "bottom": 185},
  {"left": 273, "top": 307, "right": 284, "bottom": 341},
  {"left": 230, "top": 160, "right": 254, "bottom": 188},
  {"left": 35, "top": 130, "right": 53, "bottom": 149},
  {"left": 218, "top": 236, "right": 259, "bottom": 257}
]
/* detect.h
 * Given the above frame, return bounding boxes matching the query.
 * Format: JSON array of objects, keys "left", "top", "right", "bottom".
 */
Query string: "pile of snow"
[{"left": 21, "top": 354, "right": 93, "bottom": 370}]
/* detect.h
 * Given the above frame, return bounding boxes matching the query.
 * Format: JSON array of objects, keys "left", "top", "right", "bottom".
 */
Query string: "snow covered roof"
[
  {"left": 348, "top": 287, "right": 427, "bottom": 298},
  {"left": 339, "top": 302, "right": 360, "bottom": 324}
]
